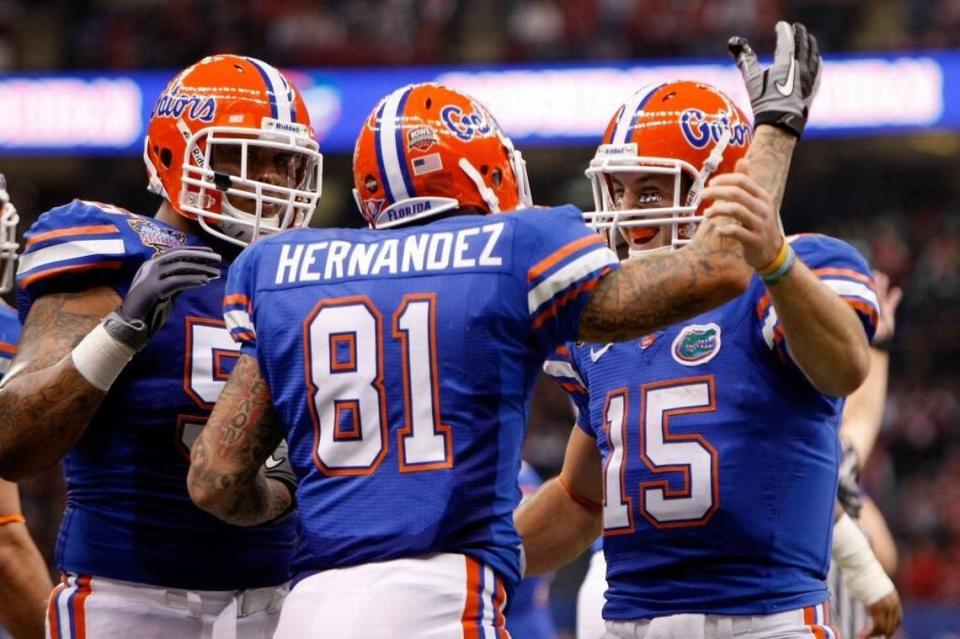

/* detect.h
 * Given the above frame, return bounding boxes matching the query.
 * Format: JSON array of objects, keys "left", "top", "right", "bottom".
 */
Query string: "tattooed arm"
[
  {"left": 187, "top": 353, "right": 291, "bottom": 527},
  {"left": 0, "top": 288, "right": 120, "bottom": 481}
]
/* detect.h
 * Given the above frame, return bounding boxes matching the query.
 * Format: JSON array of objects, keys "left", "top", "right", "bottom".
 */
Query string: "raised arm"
[
  {"left": 188, "top": 353, "right": 293, "bottom": 527},
  {"left": 515, "top": 427, "right": 603, "bottom": 576}
]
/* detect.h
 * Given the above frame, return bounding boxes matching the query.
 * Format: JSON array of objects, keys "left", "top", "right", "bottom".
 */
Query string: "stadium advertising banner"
[{"left": 0, "top": 52, "right": 953, "bottom": 155}]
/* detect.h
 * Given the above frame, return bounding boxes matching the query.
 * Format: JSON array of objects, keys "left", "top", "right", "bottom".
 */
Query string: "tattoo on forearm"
[
  {"left": 747, "top": 127, "right": 796, "bottom": 210},
  {"left": 189, "top": 354, "right": 288, "bottom": 526},
  {"left": 0, "top": 291, "right": 115, "bottom": 479},
  {"left": 580, "top": 223, "right": 744, "bottom": 342}
]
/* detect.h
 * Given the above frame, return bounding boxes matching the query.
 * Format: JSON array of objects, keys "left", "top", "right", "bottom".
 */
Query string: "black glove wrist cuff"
[
  {"left": 102, "top": 312, "right": 150, "bottom": 352},
  {"left": 754, "top": 111, "right": 805, "bottom": 138}
]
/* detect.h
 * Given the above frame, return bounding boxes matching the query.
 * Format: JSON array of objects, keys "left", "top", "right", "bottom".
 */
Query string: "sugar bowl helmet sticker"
[{"left": 671, "top": 322, "right": 721, "bottom": 366}]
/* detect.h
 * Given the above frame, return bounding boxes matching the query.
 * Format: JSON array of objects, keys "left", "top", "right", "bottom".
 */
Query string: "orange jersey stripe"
[
  {"left": 461, "top": 556, "right": 482, "bottom": 639},
  {"left": 844, "top": 298, "right": 879, "bottom": 326},
  {"left": 18, "top": 260, "right": 124, "bottom": 288},
  {"left": 223, "top": 294, "right": 250, "bottom": 308},
  {"left": 25, "top": 224, "right": 120, "bottom": 249},
  {"left": 0, "top": 343, "right": 15, "bottom": 356},
  {"left": 528, "top": 235, "right": 605, "bottom": 282},
  {"left": 530, "top": 269, "right": 608, "bottom": 330},
  {"left": 813, "top": 267, "right": 875, "bottom": 287}
]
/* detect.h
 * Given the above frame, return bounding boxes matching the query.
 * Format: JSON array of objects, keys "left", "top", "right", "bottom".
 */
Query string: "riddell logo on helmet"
[
  {"left": 679, "top": 109, "right": 750, "bottom": 150},
  {"left": 408, "top": 126, "right": 439, "bottom": 151},
  {"left": 152, "top": 85, "right": 216, "bottom": 123}
]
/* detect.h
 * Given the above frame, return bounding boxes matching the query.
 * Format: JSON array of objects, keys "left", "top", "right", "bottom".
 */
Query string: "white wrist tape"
[
  {"left": 832, "top": 512, "right": 895, "bottom": 605},
  {"left": 70, "top": 322, "right": 137, "bottom": 392}
]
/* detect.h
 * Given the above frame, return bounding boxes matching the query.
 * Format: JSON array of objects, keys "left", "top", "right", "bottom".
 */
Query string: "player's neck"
[{"left": 154, "top": 201, "right": 192, "bottom": 234}]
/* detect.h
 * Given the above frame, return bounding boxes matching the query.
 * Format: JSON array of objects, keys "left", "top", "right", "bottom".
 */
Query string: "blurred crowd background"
[{"left": 3, "top": 0, "right": 960, "bottom": 636}]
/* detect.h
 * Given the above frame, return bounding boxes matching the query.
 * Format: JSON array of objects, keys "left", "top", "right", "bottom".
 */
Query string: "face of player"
[
  {"left": 210, "top": 143, "right": 310, "bottom": 218},
  {"left": 610, "top": 172, "right": 678, "bottom": 254}
]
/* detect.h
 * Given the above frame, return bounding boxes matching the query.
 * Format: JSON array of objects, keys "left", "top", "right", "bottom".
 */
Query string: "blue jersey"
[
  {"left": 224, "top": 205, "right": 618, "bottom": 590},
  {"left": 16, "top": 200, "right": 296, "bottom": 590},
  {"left": 508, "top": 462, "right": 557, "bottom": 639},
  {"left": 544, "top": 234, "right": 878, "bottom": 619},
  {"left": 0, "top": 302, "right": 20, "bottom": 376}
]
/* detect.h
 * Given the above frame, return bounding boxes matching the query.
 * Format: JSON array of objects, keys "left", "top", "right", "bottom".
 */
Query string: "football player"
[
  {"left": 518, "top": 22, "right": 900, "bottom": 639},
  {"left": 0, "top": 56, "right": 321, "bottom": 637},
  {"left": 187, "top": 73, "right": 799, "bottom": 638},
  {"left": 0, "top": 176, "right": 52, "bottom": 639}
]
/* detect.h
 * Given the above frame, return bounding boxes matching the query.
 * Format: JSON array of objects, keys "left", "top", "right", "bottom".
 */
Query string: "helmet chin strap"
[
  {"left": 458, "top": 158, "right": 501, "bottom": 213},
  {"left": 685, "top": 109, "right": 734, "bottom": 209}
]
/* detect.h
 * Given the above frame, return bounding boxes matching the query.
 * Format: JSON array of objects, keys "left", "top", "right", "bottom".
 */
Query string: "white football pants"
[
  {"left": 273, "top": 553, "right": 509, "bottom": 639},
  {"left": 46, "top": 572, "right": 287, "bottom": 639},
  {"left": 602, "top": 602, "right": 836, "bottom": 639}
]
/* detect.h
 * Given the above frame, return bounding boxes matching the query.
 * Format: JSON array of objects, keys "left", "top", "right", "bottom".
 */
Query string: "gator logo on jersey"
[
  {"left": 408, "top": 125, "right": 439, "bottom": 151},
  {"left": 679, "top": 109, "right": 750, "bottom": 150},
  {"left": 127, "top": 218, "right": 187, "bottom": 253},
  {"left": 671, "top": 322, "right": 721, "bottom": 366}
]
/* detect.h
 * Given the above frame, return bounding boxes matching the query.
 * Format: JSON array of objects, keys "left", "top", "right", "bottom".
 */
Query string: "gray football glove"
[
  {"left": 728, "top": 21, "right": 822, "bottom": 138},
  {"left": 104, "top": 246, "right": 222, "bottom": 351}
]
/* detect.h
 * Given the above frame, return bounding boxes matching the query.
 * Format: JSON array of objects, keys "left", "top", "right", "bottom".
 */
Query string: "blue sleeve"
[
  {"left": 542, "top": 343, "right": 594, "bottom": 437},
  {"left": 15, "top": 200, "right": 181, "bottom": 323},
  {"left": 0, "top": 305, "right": 20, "bottom": 376},
  {"left": 754, "top": 234, "right": 878, "bottom": 363},
  {"left": 223, "top": 243, "right": 260, "bottom": 358},
  {"left": 513, "top": 205, "right": 619, "bottom": 353}
]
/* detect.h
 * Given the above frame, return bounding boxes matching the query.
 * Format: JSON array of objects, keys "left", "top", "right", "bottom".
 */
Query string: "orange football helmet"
[
  {"left": 584, "top": 81, "right": 751, "bottom": 256},
  {"left": 144, "top": 54, "right": 322, "bottom": 246},
  {"left": 0, "top": 174, "right": 18, "bottom": 295},
  {"left": 352, "top": 83, "right": 532, "bottom": 229}
]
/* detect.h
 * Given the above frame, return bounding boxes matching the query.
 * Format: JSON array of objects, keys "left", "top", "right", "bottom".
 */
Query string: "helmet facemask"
[
  {"left": 0, "top": 177, "right": 18, "bottom": 295},
  {"left": 179, "top": 123, "right": 323, "bottom": 246},
  {"left": 584, "top": 107, "right": 735, "bottom": 259}
]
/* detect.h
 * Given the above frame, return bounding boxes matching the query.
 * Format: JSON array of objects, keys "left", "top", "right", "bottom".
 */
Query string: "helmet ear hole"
[{"left": 159, "top": 148, "right": 173, "bottom": 169}]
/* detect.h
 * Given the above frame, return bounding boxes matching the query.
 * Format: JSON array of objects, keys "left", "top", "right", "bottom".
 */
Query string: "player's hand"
[
  {"left": 860, "top": 588, "right": 902, "bottom": 638},
  {"left": 701, "top": 158, "right": 782, "bottom": 270},
  {"left": 872, "top": 271, "right": 902, "bottom": 346},
  {"left": 104, "top": 246, "right": 222, "bottom": 351},
  {"left": 728, "top": 21, "right": 822, "bottom": 138}
]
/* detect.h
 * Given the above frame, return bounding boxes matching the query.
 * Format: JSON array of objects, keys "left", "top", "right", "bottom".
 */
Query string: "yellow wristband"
[{"left": 757, "top": 237, "right": 790, "bottom": 276}]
